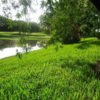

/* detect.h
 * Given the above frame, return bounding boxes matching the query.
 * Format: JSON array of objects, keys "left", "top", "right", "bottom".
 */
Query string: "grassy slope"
[
  {"left": 0, "top": 32, "right": 50, "bottom": 40},
  {"left": 0, "top": 38, "right": 100, "bottom": 99}
]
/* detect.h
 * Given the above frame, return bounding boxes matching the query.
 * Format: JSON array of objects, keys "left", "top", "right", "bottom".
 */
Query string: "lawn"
[
  {"left": 0, "top": 32, "right": 50, "bottom": 40},
  {"left": 0, "top": 37, "right": 100, "bottom": 99}
]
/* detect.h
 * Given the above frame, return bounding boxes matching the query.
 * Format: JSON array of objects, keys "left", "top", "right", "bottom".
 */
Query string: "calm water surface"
[{"left": 0, "top": 40, "right": 42, "bottom": 59}]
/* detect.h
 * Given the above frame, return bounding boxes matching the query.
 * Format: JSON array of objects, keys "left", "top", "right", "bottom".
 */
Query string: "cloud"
[{"left": 0, "top": 0, "right": 44, "bottom": 23}]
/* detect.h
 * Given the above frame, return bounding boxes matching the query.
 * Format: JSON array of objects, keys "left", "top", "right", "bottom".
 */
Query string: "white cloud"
[{"left": 0, "top": 0, "right": 44, "bottom": 23}]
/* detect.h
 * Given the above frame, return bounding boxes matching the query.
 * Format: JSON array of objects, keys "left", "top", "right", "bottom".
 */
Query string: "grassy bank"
[
  {"left": 0, "top": 32, "right": 50, "bottom": 40},
  {"left": 0, "top": 38, "right": 100, "bottom": 99}
]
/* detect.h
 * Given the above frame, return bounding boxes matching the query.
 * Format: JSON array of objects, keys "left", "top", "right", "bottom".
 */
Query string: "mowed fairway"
[
  {"left": 0, "top": 32, "right": 50, "bottom": 40},
  {"left": 0, "top": 38, "right": 100, "bottom": 99}
]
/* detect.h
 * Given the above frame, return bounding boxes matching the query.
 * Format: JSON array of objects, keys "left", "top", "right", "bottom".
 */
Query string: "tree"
[
  {"left": 41, "top": 0, "right": 98, "bottom": 44},
  {"left": 0, "top": 15, "right": 40, "bottom": 32}
]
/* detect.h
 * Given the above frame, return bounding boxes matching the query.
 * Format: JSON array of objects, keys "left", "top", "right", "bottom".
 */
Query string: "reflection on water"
[
  {"left": 0, "top": 40, "right": 42, "bottom": 59},
  {"left": 0, "top": 40, "right": 17, "bottom": 49}
]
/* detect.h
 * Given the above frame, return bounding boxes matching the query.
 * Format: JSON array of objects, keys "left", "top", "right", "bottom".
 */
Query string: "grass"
[
  {"left": 0, "top": 37, "right": 100, "bottom": 99},
  {"left": 0, "top": 32, "right": 50, "bottom": 40}
]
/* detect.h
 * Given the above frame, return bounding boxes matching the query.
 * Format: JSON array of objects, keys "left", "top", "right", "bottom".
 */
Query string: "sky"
[{"left": 0, "top": 0, "right": 44, "bottom": 23}]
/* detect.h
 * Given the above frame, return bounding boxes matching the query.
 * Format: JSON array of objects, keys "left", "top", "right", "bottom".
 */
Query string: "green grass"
[
  {"left": 0, "top": 32, "right": 50, "bottom": 40},
  {"left": 0, "top": 37, "right": 100, "bottom": 99}
]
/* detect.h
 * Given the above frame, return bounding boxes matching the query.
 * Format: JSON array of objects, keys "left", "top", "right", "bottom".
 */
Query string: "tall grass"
[{"left": 0, "top": 37, "right": 100, "bottom": 99}]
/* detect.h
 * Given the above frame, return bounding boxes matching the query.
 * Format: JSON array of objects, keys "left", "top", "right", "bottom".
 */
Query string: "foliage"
[
  {"left": 0, "top": 38, "right": 100, "bottom": 99},
  {"left": 1, "top": 0, "right": 33, "bottom": 17},
  {"left": 41, "top": 0, "right": 99, "bottom": 44},
  {"left": 0, "top": 16, "right": 40, "bottom": 32}
]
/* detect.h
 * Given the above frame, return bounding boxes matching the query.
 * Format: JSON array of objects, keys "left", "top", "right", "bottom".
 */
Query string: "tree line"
[{"left": 0, "top": 16, "right": 40, "bottom": 32}]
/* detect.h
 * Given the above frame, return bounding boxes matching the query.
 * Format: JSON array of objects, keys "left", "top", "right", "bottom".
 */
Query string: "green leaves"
[{"left": 41, "top": 0, "right": 99, "bottom": 43}]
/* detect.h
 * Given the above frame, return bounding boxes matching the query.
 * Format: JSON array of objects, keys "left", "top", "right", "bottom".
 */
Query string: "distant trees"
[
  {"left": 41, "top": 0, "right": 100, "bottom": 44},
  {"left": 0, "top": 0, "right": 41, "bottom": 33},
  {"left": 0, "top": 16, "right": 9, "bottom": 31},
  {"left": 1, "top": 0, "right": 100, "bottom": 43},
  {"left": 0, "top": 16, "right": 40, "bottom": 32}
]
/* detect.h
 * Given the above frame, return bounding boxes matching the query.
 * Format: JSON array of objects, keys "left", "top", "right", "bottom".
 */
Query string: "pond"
[{"left": 0, "top": 40, "right": 42, "bottom": 59}]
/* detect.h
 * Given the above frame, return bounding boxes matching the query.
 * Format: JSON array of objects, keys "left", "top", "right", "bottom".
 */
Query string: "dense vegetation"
[
  {"left": 0, "top": 16, "right": 40, "bottom": 32},
  {"left": 40, "top": 0, "right": 100, "bottom": 43},
  {"left": 0, "top": 38, "right": 100, "bottom": 99}
]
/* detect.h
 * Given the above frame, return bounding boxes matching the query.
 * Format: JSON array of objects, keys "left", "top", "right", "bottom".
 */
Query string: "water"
[{"left": 0, "top": 40, "right": 42, "bottom": 59}]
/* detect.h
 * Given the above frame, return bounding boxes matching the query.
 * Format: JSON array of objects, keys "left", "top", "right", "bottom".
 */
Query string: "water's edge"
[{"left": 0, "top": 45, "right": 42, "bottom": 59}]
